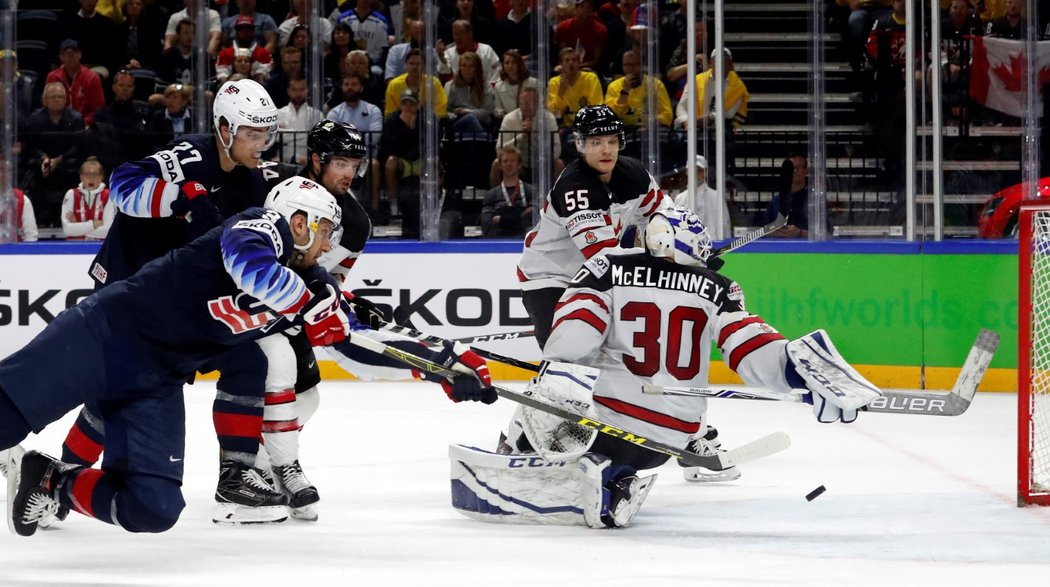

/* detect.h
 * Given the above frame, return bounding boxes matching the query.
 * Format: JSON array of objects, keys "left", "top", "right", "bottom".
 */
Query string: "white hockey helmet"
[
  {"left": 264, "top": 176, "right": 342, "bottom": 253},
  {"left": 644, "top": 206, "right": 712, "bottom": 267},
  {"left": 213, "top": 79, "right": 279, "bottom": 151}
]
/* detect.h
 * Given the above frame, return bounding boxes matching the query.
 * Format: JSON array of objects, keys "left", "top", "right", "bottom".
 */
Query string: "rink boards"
[{"left": 0, "top": 239, "right": 1018, "bottom": 390}]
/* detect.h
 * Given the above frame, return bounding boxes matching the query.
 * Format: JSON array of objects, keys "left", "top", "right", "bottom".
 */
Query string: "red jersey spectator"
[
  {"left": 216, "top": 15, "right": 274, "bottom": 84},
  {"left": 554, "top": 0, "right": 608, "bottom": 71},
  {"left": 46, "top": 40, "right": 106, "bottom": 126}
]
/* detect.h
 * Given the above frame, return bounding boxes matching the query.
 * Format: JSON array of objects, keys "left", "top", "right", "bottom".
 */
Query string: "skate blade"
[
  {"left": 5, "top": 445, "right": 25, "bottom": 535},
  {"left": 611, "top": 474, "right": 657, "bottom": 528},
  {"left": 212, "top": 503, "right": 288, "bottom": 525},
  {"left": 683, "top": 466, "right": 742, "bottom": 483},
  {"left": 289, "top": 504, "right": 318, "bottom": 522}
]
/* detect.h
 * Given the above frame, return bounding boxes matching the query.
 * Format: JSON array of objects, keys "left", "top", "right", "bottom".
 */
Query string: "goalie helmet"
[
  {"left": 307, "top": 120, "right": 368, "bottom": 177},
  {"left": 644, "top": 206, "right": 712, "bottom": 267},
  {"left": 264, "top": 176, "right": 342, "bottom": 252},
  {"left": 213, "top": 79, "right": 279, "bottom": 150},
  {"left": 572, "top": 105, "right": 625, "bottom": 149}
]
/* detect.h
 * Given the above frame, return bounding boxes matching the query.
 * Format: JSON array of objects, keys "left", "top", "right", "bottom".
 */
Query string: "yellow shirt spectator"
[
  {"left": 385, "top": 74, "right": 448, "bottom": 118},
  {"left": 674, "top": 68, "right": 750, "bottom": 130},
  {"left": 604, "top": 52, "right": 673, "bottom": 128},
  {"left": 547, "top": 48, "right": 604, "bottom": 128}
]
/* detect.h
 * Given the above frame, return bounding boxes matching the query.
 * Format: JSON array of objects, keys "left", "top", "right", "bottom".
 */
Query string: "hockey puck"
[{"left": 805, "top": 485, "right": 827, "bottom": 502}]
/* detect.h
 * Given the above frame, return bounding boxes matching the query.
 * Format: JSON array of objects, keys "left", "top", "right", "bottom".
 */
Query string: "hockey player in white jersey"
[
  {"left": 449, "top": 207, "right": 881, "bottom": 528},
  {"left": 517, "top": 105, "right": 668, "bottom": 350}
]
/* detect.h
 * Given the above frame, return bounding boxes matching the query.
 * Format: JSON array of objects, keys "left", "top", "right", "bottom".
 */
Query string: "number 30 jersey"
[
  {"left": 90, "top": 134, "right": 268, "bottom": 288},
  {"left": 517, "top": 156, "right": 667, "bottom": 291},
  {"left": 544, "top": 250, "right": 794, "bottom": 448}
]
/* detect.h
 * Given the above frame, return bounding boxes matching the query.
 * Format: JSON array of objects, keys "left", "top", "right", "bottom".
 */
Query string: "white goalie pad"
[
  {"left": 449, "top": 444, "right": 600, "bottom": 527},
  {"left": 786, "top": 330, "right": 883, "bottom": 412},
  {"left": 519, "top": 362, "right": 601, "bottom": 462}
]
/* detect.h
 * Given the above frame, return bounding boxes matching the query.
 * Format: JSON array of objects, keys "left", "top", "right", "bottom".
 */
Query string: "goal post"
[{"left": 1019, "top": 204, "right": 1050, "bottom": 506}]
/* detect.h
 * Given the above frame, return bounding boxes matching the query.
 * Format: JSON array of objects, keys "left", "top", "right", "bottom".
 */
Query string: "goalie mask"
[
  {"left": 645, "top": 207, "right": 712, "bottom": 267},
  {"left": 264, "top": 177, "right": 342, "bottom": 254}
]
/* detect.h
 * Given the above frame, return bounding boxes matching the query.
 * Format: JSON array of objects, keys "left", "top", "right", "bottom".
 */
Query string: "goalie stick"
[
  {"left": 711, "top": 213, "right": 787, "bottom": 257},
  {"left": 643, "top": 329, "right": 1000, "bottom": 417},
  {"left": 342, "top": 331, "right": 791, "bottom": 470}
]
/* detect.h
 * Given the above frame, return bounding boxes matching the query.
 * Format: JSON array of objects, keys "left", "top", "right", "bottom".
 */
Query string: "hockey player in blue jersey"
[{"left": 0, "top": 177, "right": 494, "bottom": 537}]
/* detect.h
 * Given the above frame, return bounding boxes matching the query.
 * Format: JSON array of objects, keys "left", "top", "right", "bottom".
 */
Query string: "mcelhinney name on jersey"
[{"left": 612, "top": 264, "right": 724, "bottom": 299}]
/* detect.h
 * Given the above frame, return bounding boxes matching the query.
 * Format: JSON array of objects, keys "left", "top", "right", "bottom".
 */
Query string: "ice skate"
[
  {"left": 8, "top": 451, "right": 65, "bottom": 537},
  {"left": 602, "top": 473, "right": 657, "bottom": 528},
  {"left": 271, "top": 461, "right": 320, "bottom": 522},
  {"left": 212, "top": 460, "right": 288, "bottom": 525},
  {"left": 680, "top": 427, "right": 742, "bottom": 483}
]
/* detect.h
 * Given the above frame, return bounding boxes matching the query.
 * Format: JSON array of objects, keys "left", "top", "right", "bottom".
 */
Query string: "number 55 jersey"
[{"left": 544, "top": 250, "right": 794, "bottom": 448}]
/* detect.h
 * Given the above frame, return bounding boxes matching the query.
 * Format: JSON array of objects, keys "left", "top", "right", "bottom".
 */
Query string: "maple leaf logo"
[{"left": 992, "top": 52, "right": 1025, "bottom": 93}]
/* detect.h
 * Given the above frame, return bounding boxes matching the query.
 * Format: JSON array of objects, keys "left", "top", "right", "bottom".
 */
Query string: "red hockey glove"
[
  {"left": 428, "top": 341, "right": 496, "bottom": 404},
  {"left": 301, "top": 283, "right": 350, "bottom": 347},
  {"left": 171, "top": 181, "right": 221, "bottom": 227}
]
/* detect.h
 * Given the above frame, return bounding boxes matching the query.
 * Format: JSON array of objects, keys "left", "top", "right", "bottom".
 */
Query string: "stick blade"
[
  {"left": 950, "top": 328, "right": 1000, "bottom": 404},
  {"left": 717, "top": 431, "right": 792, "bottom": 469}
]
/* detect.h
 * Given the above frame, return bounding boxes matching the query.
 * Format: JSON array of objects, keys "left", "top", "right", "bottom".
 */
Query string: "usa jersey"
[
  {"left": 517, "top": 156, "right": 668, "bottom": 291},
  {"left": 90, "top": 134, "right": 268, "bottom": 287},
  {"left": 544, "top": 250, "right": 793, "bottom": 448}
]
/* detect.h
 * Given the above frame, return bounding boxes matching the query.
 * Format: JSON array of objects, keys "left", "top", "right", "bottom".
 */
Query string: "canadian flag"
[{"left": 970, "top": 37, "right": 1050, "bottom": 118}]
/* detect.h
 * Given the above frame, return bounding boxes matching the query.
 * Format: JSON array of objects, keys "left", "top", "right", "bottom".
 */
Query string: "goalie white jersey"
[
  {"left": 517, "top": 157, "right": 668, "bottom": 291},
  {"left": 544, "top": 250, "right": 796, "bottom": 448}
]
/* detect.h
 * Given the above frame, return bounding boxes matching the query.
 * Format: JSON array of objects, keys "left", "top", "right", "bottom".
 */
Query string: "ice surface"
[{"left": 3, "top": 382, "right": 1049, "bottom": 585}]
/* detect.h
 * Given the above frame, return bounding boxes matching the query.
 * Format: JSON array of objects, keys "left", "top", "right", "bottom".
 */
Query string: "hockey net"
[{"left": 1019, "top": 205, "right": 1050, "bottom": 506}]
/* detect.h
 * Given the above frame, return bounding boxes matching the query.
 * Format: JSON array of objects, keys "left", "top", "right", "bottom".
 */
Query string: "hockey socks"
[{"left": 61, "top": 407, "right": 105, "bottom": 466}]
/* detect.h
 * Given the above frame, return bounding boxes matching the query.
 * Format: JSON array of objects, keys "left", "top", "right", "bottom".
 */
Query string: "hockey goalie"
[{"left": 449, "top": 207, "right": 882, "bottom": 528}]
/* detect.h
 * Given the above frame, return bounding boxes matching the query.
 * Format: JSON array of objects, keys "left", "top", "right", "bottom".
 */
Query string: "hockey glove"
[
  {"left": 424, "top": 341, "right": 496, "bottom": 404},
  {"left": 345, "top": 293, "right": 393, "bottom": 330},
  {"left": 301, "top": 283, "right": 351, "bottom": 347},
  {"left": 171, "top": 181, "right": 222, "bottom": 228},
  {"left": 801, "top": 388, "right": 859, "bottom": 424}
]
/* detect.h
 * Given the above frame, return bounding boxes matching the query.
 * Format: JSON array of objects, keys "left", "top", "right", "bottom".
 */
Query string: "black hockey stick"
[
  {"left": 711, "top": 214, "right": 787, "bottom": 257},
  {"left": 377, "top": 321, "right": 541, "bottom": 373},
  {"left": 453, "top": 330, "right": 536, "bottom": 344},
  {"left": 645, "top": 329, "right": 1000, "bottom": 416},
  {"left": 342, "top": 331, "right": 790, "bottom": 470}
]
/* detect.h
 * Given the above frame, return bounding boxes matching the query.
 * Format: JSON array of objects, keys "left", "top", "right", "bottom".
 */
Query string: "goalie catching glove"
[
  {"left": 787, "top": 330, "right": 882, "bottom": 423},
  {"left": 421, "top": 340, "right": 496, "bottom": 404}
]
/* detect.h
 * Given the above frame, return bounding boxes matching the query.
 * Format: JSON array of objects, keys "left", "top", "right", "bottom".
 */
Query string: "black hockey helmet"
[
  {"left": 572, "top": 105, "right": 625, "bottom": 150},
  {"left": 307, "top": 120, "right": 368, "bottom": 174}
]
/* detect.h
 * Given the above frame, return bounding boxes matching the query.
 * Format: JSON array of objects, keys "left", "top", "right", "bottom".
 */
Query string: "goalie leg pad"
[
  {"left": 786, "top": 330, "right": 883, "bottom": 419},
  {"left": 520, "top": 362, "right": 601, "bottom": 462}
]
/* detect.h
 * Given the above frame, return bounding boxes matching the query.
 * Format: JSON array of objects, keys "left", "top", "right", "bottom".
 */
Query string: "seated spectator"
[
  {"left": 47, "top": 40, "right": 106, "bottom": 127},
  {"left": 986, "top": 0, "right": 1024, "bottom": 38},
  {"left": 480, "top": 145, "right": 535, "bottom": 238},
  {"left": 937, "top": 0, "right": 983, "bottom": 118},
  {"left": 61, "top": 157, "right": 114, "bottom": 241},
  {"left": 438, "top": 19, "right": 502, "bottom": 84},
  {"left": 439, "top": 0, "right": 496, "bottom": 46},
  {"left": 598, "top": 0, "right": 638, "bottom": 75},
  {"left": 21, "top": 83, "right": 85, "bottom": 228},
  {"left": 329, "top": 50, "right": 385, "bottom": 111},
  {"left": 0, "top": 50, "right": 37, "bottom": 121},
  {"left": 163, "top": 0, "right": 221, "bottom": 57},
  {"left": 444, "top": 52, "right": 496, "bottom": 138},
  {"left": 670, "top": 155, "right": 731, "bottom": 241},
  {"left": 604, "top": 49, "right": 672, "bottom": 128},
  {"left": 267, "top": 47, "right": 305, "bottom": 108},
  {"left": 0, "top": 159, "right": 39, "bottom": 242},
  {"left": 148, "top": 83, "right": 193, "bottom": 140},
  {"left": 90, "top": 69, "right": 152, "bottom": 172},
  {"left": 554, "top": 0, "right": 608, "bottom": 72},
  {"left": 496, "top": 0, "right": 533, "bottom": 57},
  {"left": 493, "top": 49, "right": 537, "bottom": 119},
  {"left": 326, "top": 73, "right": 383, "bottom": 208},
  {"left": 382, "top": 90, "right": 429, "bottom": 222},
  {"left": 157, "top": 19, "right": 197, "bottom": 85},
  {"left": 493, "top": 84, "right": 563, "bottom": 185},
  {"left": 94, "top": 69, "right": 150, "bottom": 130},
  {"left": 59, "top": 0, "right": 120, "bottom": 79},
  {"left": 385, "top": 49, "right": 448, "bottom": 118},
  {"left": 765, "top": 153, "right": 825, "bottom": 238},
  {"left": 118, "top": 0, "right": 165, "bottom": 71},
  {"left": 665, "top": 12, "right": 708, "bottom": 99},
  {"left": 391, "top": 0, "right": 422, "bottom": 42},
  {"left": 841, "top": 0, "right": 893, "bottom": 48},
  {"left": 386, "top": 19, "right": 427, "bottom": 81},
  {"left": 280, "top": 0, "right": 334, "bottom": 50},
  {"left": 222, "top": 0, "right": 279, "bottom": 55},
  {"left": 338, "top": 0, "right": 394, "bottom": 76},
  {"left": 548, "top": 46, "right": 603, "bottom": 129},
  {"left": 674, "top": 48, "right": 748, "bottom": 178},
  {"left": 216, "top": 15, "right": 274, "bottom": 84},
  {"left": 277, "top": 78, "right": 324, "bottom": 165},
  {"left": 325, "top": 22, "right": 356, "bottom": 81}
]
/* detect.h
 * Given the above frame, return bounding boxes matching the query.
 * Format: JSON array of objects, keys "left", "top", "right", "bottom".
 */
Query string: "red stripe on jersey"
[
  {"left": 70, "top": 468, "right": 104, "bottom": 517},
  {"left": 280, "top": 290, "right": 312, "bottom": 316},
  {"left": 728, "top": 332, "right": 785, "bottom": 371},
  {"left": 552, "top": 308, "right": 607, "bottom": 334},
  {"left": 640, "top": 188, "right": 657, "bottom": 209},
  {"left": 339, "top": 257, "right": 357, "bottom": 269},
  {"left": 213, "top": 412, "right": 264, "bottom": 440},
  {"left": 524, "top": 230, "right": 538, "bottom": 248},
  {"left": 150, "top": 180, "right": 166, "bottom": 218},
  {"left": 63, "top": 423, "right": 103, "bottom": 465},
  {"left": 718, "top": 316, "right": 767, "bottom": 348},
  {"left": 264, "top": 389, "right": 296, "bottom": 406},
  {"left": 517, "top": 267, "right": 528, "bottom": 282},
  {"left": 594, "top": 395, "right": 701, "bottom": 434},
  {"left": 262, "top": 419, "right": 300, "bottom": 433},
  {"left": 555, "top": 293, "right": 610, "bottom": 314},
  {"left": 581, "top": 238, "right": 619, "bottom": 259}
]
